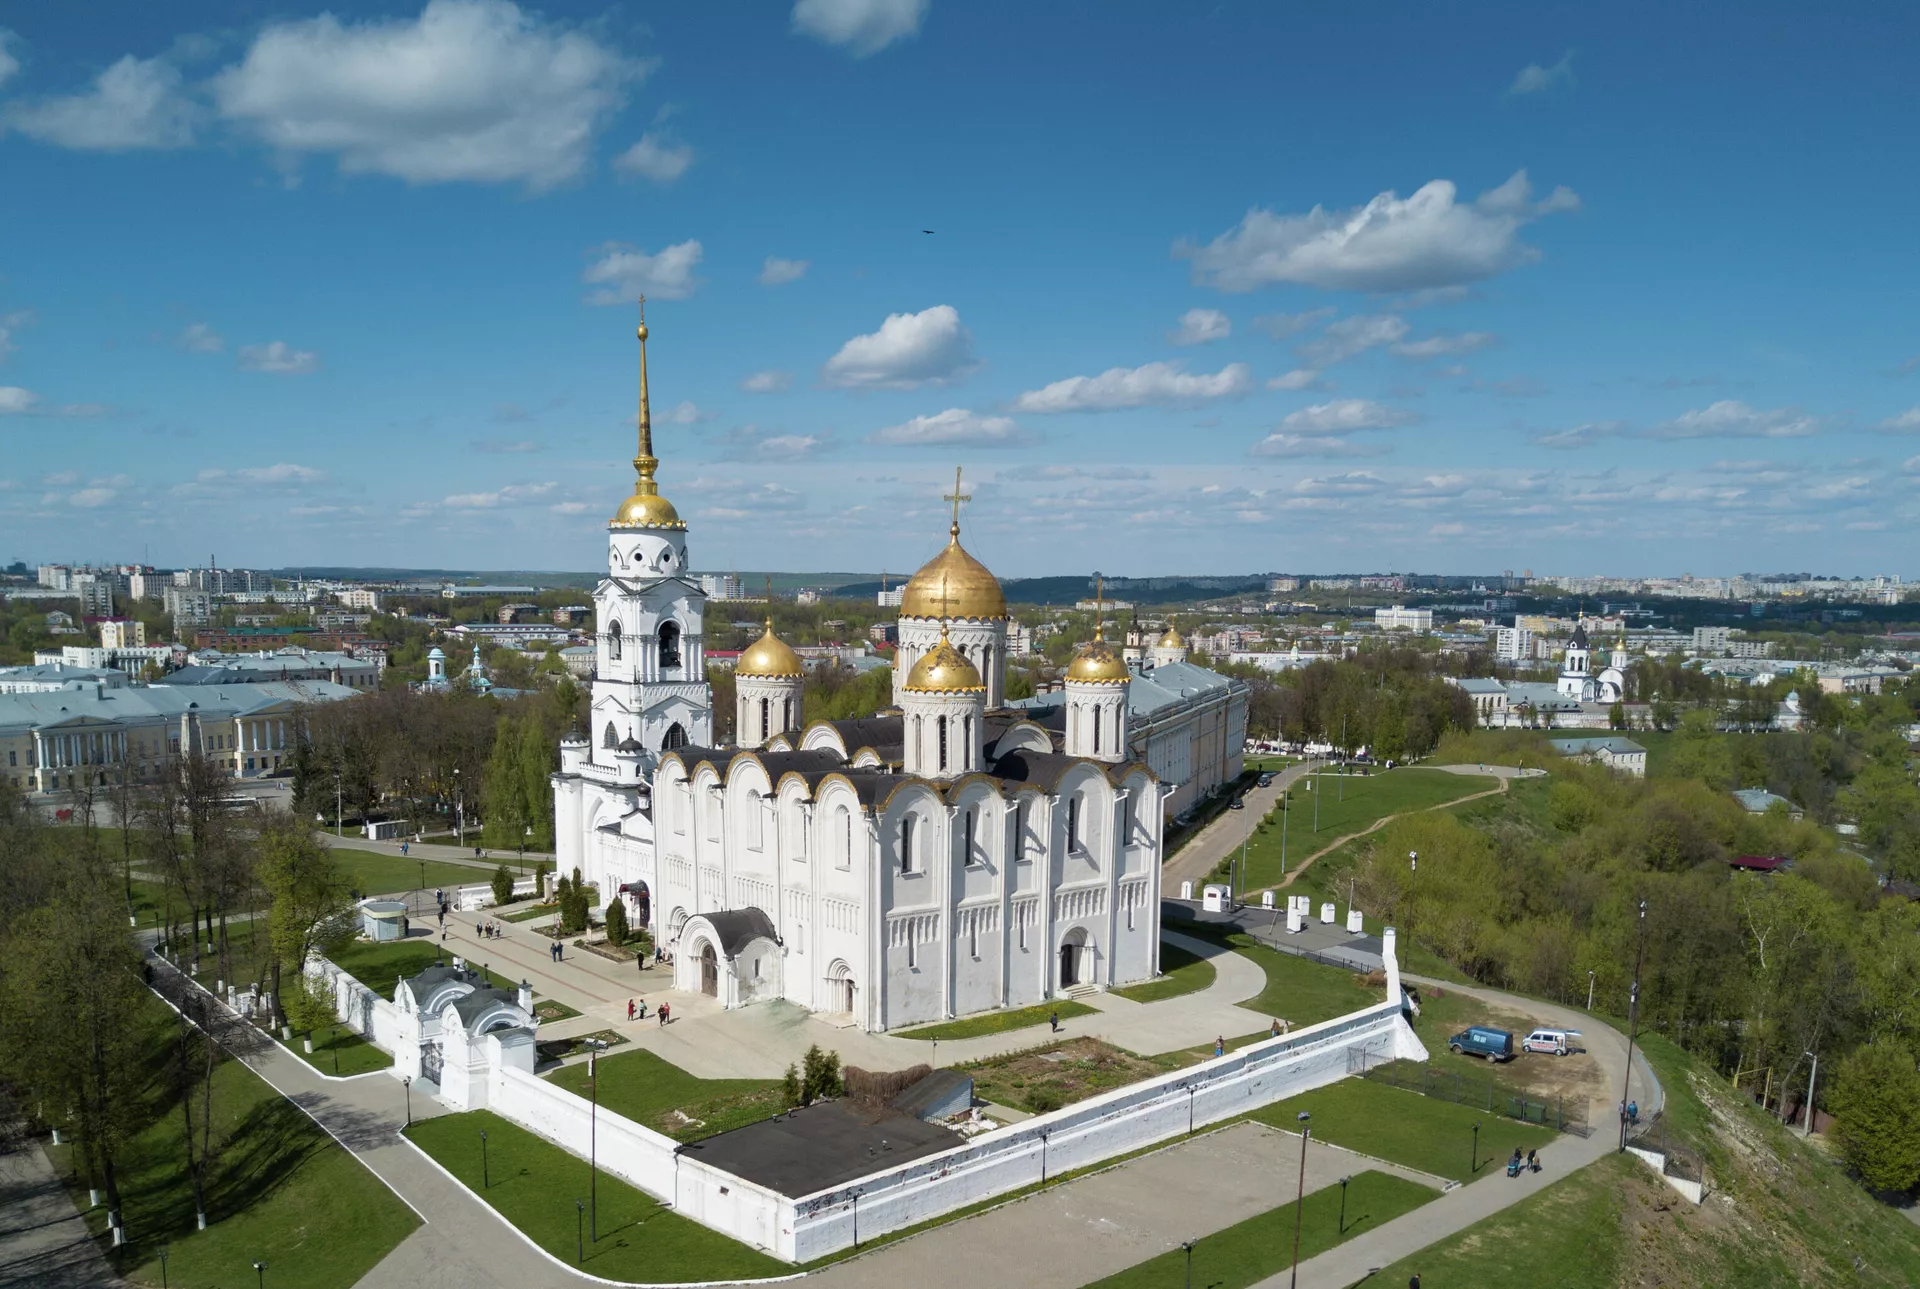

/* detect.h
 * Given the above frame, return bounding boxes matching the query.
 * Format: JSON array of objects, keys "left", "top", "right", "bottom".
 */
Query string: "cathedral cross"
[{"left": 944, "top": 466, "right": 971, "bottom": 534}]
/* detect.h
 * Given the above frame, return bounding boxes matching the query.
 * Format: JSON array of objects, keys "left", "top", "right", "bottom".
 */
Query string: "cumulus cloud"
[
  {"left": 237, "top": 340, "right": 320, "bottom": 374},
  {"left": 758, "top": 256, "right": 809, "bottom": 287},
  {"left": 2, "top": 52, "right": 199, "bottom": 150},
  {"left": 1168, "top": 308, "right": 1230, "bottom": 346},
  {"left": 211, "top": 0, "right": 646, "bottom": 189},
  {"left": 1297, "top": 314, "right": 1407, "bottom": 367},
  {"left": 791, "top": 0, "right": 928, "bottom": 56},
  {"left": 442, "top": 480, "right": 557, "bottom": 508},
  {"left": 710, "top": 425, "right": 825, "bottom": 461},
  {"left": 1177, "top": 170, "right": 1579, "bottom": 294},
  {"left": 1276, "top": 399, "right": 1418, "bottom": 434},
  {"left": 0, "top": 386, "right": 36, "bottom": 414},
  {"left": 1250, "top": 434, "right": 1389, "bottom": 459},
  {"left": 1267, "top": 369, "right": 1323, "bottom": 390},
  {"left": 237, "top": 462, "right": 326, "bottom": 484},
  {"left": 613, "top": 131, "right": 693, "bottom": 183},
  {"left": 1013, "top": 361, "right": 1252, "bottom": 413},
  {"left": 1649, "top": 400, "right": 1818, "bottom": 440},
  {"left": 1532, "top": 422, "right": 1624, "bottom": 450},
  {"left": 822, "top": 304, "right": 976, "bottom": 389},
  {"left": 740, "top": 370, "right": 792, "bottom": 394},
  {"left": 661, "top": 400, "right": 712, "bottom": 424},
  {"left": 177, "top": 322, "right": 223, "bottom": 353},
  {"left": 581, "top": 239, "right": 703, "bottom": 303},
  {"left": 0, "top": 30, "right": 18, "bottom": 88},
  {"left": 0, "top": 386, "right": 112, "bottom": 418},
  {"left": 1252, "top": 307, "right": 1336, "bottom": 339},
  {"left": 1510, "top": 52, "right": 1575, "bottom": 96},
  {"left": 0, "top": 309, "right": 32, "bottom": 361},
  {"left": 1878, "top": 406, "right": 1920, "bottom": 433},
  {"left": 1391, "top": 331, "right": 1495, "bottom": 359},
  {"left": 869, "top": 408, "right": 1024, "bottom": 446}
]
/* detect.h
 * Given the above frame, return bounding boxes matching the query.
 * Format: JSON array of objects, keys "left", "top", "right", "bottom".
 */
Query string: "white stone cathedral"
[{"left": 552, "top": 320, "right": 1166, "bottom": 1032}]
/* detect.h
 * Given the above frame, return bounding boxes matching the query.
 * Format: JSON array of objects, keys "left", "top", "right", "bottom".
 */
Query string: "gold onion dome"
[
  {"left": 902, "top": 526, "right": 1006, "bottom": 620},
  {"left": 904, "top": 626, "right": 986, "bottom": 694},
  {"left": 611, "top": 314, "right": 687, "bottom": 530},
  {"left": 737, "top": 620, "right": 804, "bottom": 679},
  {"left": 1157, "top": 624, "right": 1185, "bottom": 648},
  {"left": 1068, "top": 628, "right": 1132, "bottom": 685}
]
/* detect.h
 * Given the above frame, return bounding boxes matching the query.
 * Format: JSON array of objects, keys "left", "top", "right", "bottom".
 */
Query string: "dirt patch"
[
  {"left": 1412, "top": 986, "right": 1607, "bottom": 1116},
  {"left": 962, "top": 1038, "right": 1174, "bottom": 1114}
]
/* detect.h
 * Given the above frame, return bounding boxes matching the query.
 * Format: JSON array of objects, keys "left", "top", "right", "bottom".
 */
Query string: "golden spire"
[
  {"left": 1093, "top": 573, "right": 1106, "bottom": 641},
  {"left": 610, "top": 295, "right": 685, "bottom": 530}
]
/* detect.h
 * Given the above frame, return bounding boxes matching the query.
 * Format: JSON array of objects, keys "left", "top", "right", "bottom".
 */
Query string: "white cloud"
[
  {"left": 791, "top": 0, "right": 928, "bottom": 56},
  {"left": 442, "top": 480, "right": 556, "bottom": 508},
  {"left": 822, "top": 304, "right": 976, "bottom": 389},
  {"left": 0, "top": 309, "right": 32, "bottom": 361},
  {"left": 237, "top": 340, "right": 320, "bottom": 374},
  {"left": 239, "top": 462, "right": 326, "bottom": 485},
  {"left": 212, "top": 0, "right": 645, "bottom": 189},
  {"left": 177, "top": 322, "right": 223, "bottom": 353},
  {"left": 740, "top": 370, "right": 792, "bottom": 394},
  {"left": 1533, "top": 422, "right": 1624, "bottom": 450},
  {"left": 1391, "top": 331, "right": 1495, "bottom": 359},
  {"left": 2, "top": 53, "right": 199, "bottom": 150},
  {"left": 1905, "top": 455, "right": 1920, "bottom": 475},
  {"left": 661, "top": 400, "right": 712, "bottom": 424},
  {"left": 1250, "top": 434, "right": 1389, "bottom": 459},
  {"left": 472, "top": 438, "right": 542, "bottom": 453},
  {"left": 1177, "top": 169, "right": 1579, "bottom": 294},
  {"left": 613, "top": 131, "right": 693, "bottom": 183},
  {"left": 758, "top": 256, "right": 809, "bottom": 287},
  {"left": 1296, "top": 314, "right": 1407, "bottom": 367},
  {"left": 1510, "top": 52, "right": 1575, "bottom": 96},
  {"left": 1278, "top": 399, "right": 1418, "bottom": 434},
  {"left": 1252, "top": 307, "right": 1335, "bottom": 339},
  {"left": 0, "top": 30, "right": 19, "bottom": 88},
  {"left": 1649, "top": 400, "right": 1818, "bottom": 440},
  {"left": 1168, "top": 308, "right": 1231, "bottom": 346},
  {"left": 0, "top": 386, "right": 110, "bottom": 418},
  {"left": 549, "top": 500, "right": 590, "bottom": 515},
  {"left": 1267, "top": 369, "right": 1323, "bottom": 390},
  {"left": 1878, "top": 406, "right": 1920, "bottom": 433},
  {"left": 67, "top": 487, "right": 117, "bottom": 508},
  {"left": 870, "top": 408, "right": 1023, "bottom": 446},
  {"left": 0, "top": 386, "right": 37, "bottom": 414},
  {"left": 711, "top": 426, "right": 825, "bottom": 461},
  {"left": 1013, "top": 361, "right": 1252, "bottom": 414},
  {"left": 581, "top": 239, "right": 703, "bottom": 304}
]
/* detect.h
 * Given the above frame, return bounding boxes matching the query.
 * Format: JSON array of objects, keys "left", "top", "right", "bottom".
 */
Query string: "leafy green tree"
[
  {"left": 1831, "top": 1043, "right": 1920, "bottom": 1193},
  {"left": 604, "top": 898, "right": 628, "bottom": 946},
  {"left": 482, "top": 715, "right": 528, "bottom": 849},
  {"left": 491, "top": 863, "right": 515, "bottom": 907},
  {"left": 258, "top": 810, "right": 353, "bottom": 1029},
  {"left": 799, "top": 1044, "right": 842, "bottom": 1105}
]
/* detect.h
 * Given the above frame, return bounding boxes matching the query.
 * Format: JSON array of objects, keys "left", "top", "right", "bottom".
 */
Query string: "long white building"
[{"left": 553, "top": 318, "right": 1166, "bottom": 1032}]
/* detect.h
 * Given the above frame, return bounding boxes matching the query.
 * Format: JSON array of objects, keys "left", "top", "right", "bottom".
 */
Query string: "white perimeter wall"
[{"left": 307, "top": 955, "right": 407, "bottom": 1054}]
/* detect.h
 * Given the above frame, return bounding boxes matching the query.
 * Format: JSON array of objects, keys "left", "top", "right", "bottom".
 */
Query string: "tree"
[
  {"left": 1831, "top": 1043, "right": 1920, "bottom": 1193},
  {"left": 796, "top": 1044, "right": 842, "bottom": 1105},
  {"left": 491, "top": 863, "right": 515, "bottom": 908},
  {"left": 482, "top": 715, "right": 528, "bottom": 850},
  {"left": 258, "top": 810, "right": 353, "bottom": 1029},
  {"left": 604, "top": 898, "right": 628, "bottom": 947}
]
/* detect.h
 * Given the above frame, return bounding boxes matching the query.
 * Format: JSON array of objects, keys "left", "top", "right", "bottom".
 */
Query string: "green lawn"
[
  {"left": 1236, "top": 769, "right": 1499, "bottom": 892},
  {"left": 1366, "top": 1152, "right": 1628, "bottom": 1289},
  {"left": 276, "top": 1021, "right": 393, "bottom": 1076},
  {"left": 502, "top": 902, "right": 560, "bottom": 923},
  {"left": 544, "top": 1047, "right": 783, "bottom": 1143},
  {"left": 1110, "top": 942, "right": 1218, "bottom": 1003},
  {"left": 324, "top": 844, "right": 499, "bottom": 898},
  {"left": 326, "top": 936, "right": 519, "bottom": 999},
  {"left": 1254, "top": 1075, "right": 1557, "bottom": 1183},
  {"left": 1081, "top": 1169, "right": 1438, "bottom": 1289},
  {"left": 405, "top": 1111, "right": 787, "bottom": 1283},
  {"left": 49, "top": 993, "right": 417, "bottom": 1289},
  {"left": 1177, "top": 926, "right": 1383, "bottom": 1026},
  {"left": 895, "top": 999, "right": 1097, "bottom": 1040}
]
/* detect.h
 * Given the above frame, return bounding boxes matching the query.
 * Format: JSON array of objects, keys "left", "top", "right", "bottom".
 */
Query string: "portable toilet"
[
  {"left": 1180, "top": 880, "right": 1195, "bottom": 900},
  {"left": 1320, "top": 902, "right": 1336, "bottom": 924},
  {"left": 1346, "top": 908, "right": 1365, "bottom": 934},
  {"left": 1261, "top": 890, "right": 1276, "bottom": 910},
  {"left": 1285, "top": 903, "right": 1304, "bottom": 933},
  {"left": 1202, "top": 883, "right": 1230, "bottom": 913}
]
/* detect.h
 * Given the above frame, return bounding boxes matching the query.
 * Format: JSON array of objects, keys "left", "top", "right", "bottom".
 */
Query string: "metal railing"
[{"left": 1348, "top": 1050, "right": 1591, "bottom": 1137}]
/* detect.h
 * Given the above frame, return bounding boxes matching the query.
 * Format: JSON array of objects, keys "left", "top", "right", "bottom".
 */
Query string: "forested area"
[
  {"left": 1225, "top": 650, "right": 1480, "bottom": 759},
  {"left": 1344, "top": 678, "right": 1920, "bottom": 1191}
]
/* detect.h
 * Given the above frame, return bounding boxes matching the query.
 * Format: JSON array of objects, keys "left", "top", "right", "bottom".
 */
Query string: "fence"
[
  {"left": 1350, "top": 1051, "right": 1591, "bottom": 1137},
  {"left": 1627, "top": 1116, "right": 1702, "bottom": 1183}
]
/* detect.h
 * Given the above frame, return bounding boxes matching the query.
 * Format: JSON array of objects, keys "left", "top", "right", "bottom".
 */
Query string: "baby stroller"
[{"left": 1506, "top": 1151, "right": 1523, "bottom": 1178}]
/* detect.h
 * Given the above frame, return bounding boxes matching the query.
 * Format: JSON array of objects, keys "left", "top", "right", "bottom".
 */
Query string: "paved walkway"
[
  {"left": 0, "top": 1134, "right": 126, "bottom": 1289},
  {"left": 1163, "top": 761, "right": 1320, "bottom": 894}
]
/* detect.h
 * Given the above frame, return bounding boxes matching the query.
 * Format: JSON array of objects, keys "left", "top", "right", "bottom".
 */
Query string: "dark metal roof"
[
  {"left": 699, "top": 907, "right": 780, "bottom": 958},
  {"left": 674, "top": 1098, "right": 958, "bottom": 1197},
  {"left": 890, "top": 1069, "right": 973, "bottom": 1120},
  {"left": 451, "top": 987, "right": 520, "bottom": 1026}
]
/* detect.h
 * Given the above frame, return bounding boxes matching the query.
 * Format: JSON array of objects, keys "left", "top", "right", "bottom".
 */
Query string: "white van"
[{"left": 1522, "top": 1028, "right": 1580, "bottom": 1056}]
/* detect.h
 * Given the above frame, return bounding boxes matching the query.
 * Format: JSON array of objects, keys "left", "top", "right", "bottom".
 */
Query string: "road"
[{"left": 1162, "top": 761, "right": 1319, "bottom": 895}]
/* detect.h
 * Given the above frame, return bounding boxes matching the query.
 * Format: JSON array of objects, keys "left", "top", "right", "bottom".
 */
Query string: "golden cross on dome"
[
  {"left": 939, "top": 572, "right": 953, "bottom": 628},
  {"left": 1093, "top": 573, "right": 1106, "bottom": 641},
  {"left": 943, "top": 466, "right": 971, "bottom": 537}
]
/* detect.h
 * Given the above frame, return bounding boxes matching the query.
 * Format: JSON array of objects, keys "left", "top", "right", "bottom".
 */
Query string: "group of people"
[
  {"left": 548, "top": 939, "right": 565, "bottom": 963},
  {"left": 476, "top": 920, "right": 504, "bottom": 940},
  {"left": 1506, "top": 1147, "right": 1541, "bottom": 1177}
]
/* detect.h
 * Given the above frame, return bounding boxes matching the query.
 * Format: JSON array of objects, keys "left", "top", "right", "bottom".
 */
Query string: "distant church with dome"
[{"left": 553, "top": 316, "right": 1211, "bottom": 1032}]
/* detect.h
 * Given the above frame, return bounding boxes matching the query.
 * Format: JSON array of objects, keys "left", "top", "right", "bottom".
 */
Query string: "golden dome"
[
  {"left": 901, "top": 526, "right": 1006, "bottom": 620},
  {"left": 1157, "top": 624, "right": 1185, "bottom": 649},
  {"left": 1067, "top": 636, "right": 1131, "bottom": 685},
  {"left": 611, "top": 486, "right": 684, "bottom": 530},
  {"left": 737, "top": 621, "right": 804, "bottom": 679},
  {"left": 904, "top": 626, "right": 986, "bottom": 694}
]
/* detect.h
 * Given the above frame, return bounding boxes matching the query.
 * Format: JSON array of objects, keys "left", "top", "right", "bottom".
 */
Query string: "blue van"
[{"left": 1448, "top": 1026, "right": 1515, "bottom": 1063}]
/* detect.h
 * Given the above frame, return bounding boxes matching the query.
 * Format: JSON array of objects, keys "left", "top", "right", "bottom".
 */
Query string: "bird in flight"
[{"left": 922, "top": 229, "right": 935, "bottom": 234}]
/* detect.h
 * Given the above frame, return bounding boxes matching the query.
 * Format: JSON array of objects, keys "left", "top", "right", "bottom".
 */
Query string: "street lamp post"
[
  {"left": 1407, "top": 852, "right": 1418, "bottom": 952},
  {"left": 481, "top": 1128, "right": 489, "bottom": 1189},
  {"left": 1619, "top": 898, "right": 1648, "bottom": 1152},
  {"left": 402, "top": 1075, "right": 413, "bottom": 1128},
  {"left": 1279, "top": 787, "right": 1289, "bottom": 878},
  {"left": 589, "top": 1039, "right": 606, "bottom": 1241},
  {"left": 158, "top": 1247, "right": 169, "bottom": 1289},
  {"left": 1587, "top": 970, "right": 1596, "bottom": 1011},
  {"left": 575, "top": 1198, "right": 585, "bottom": 1265},
  {"left": 1803, "top": 1049, "right": 1821, "bottom": 1138},
  {"left": 1181, "top": 1239, "right": 1196, "bottom": 1289},
  {"left": 1472, "top": 1122, "right": 1479, "bottom": 1175},
  {"left": 1338, "top": 1174, "right": 1350, "bottom": 1234},
  {"left": 522, "top": 825, "right": 531, "bottom": 874},
  {"left": 453, "top": 768, "right": 463, "bottom": 846},
  {"left": 253, "top": 1260, "right": 267, "bottom": 1289},
  {"left": 334, "top": 769, "right": 342, "bottom": 838},
  {"left": 1289, "top": 1111, "right": 1312, "bottom": 1289}
]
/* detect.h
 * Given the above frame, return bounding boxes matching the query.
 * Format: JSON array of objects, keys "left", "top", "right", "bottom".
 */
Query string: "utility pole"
[
  {"left": 1619, "top": 898, "right": 1649, "bottom": 1151},
  {"left": 1802, "top": 1050, "right": 1820, "bottom": 1138},
  {"left": 335, "top": 769, "right": 342, "bottom": 838},
  {"left": 1407, "top": 852, "right": 1418, "bottom": 950},
  {"left": 1288, "top": 1111, "right": 1312, "bottom": 1289},
  {"left": 1279, "top": 788, "right": 1289, "bottom": 878}
]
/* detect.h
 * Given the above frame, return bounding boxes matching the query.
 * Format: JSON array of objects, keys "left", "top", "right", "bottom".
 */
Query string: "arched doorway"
[
  {"left": 659, "top": 621, "right": 682, "bottom": 671},
  {"left": 825, "top": 959, "right": 854, "bottom": 1015},
  {"left": 1058, "top": 928, "right": 1090, "bottom": 988},
  {"left": 699, "top": 942, "right": 719, "bottom": 997}
]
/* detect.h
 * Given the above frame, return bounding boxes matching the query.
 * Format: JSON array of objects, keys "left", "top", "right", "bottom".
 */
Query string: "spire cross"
[
  {"left": 634, "top": 296, "right": 655, "bottom": 485},
  {"left": 1093, "top": 573, "right": 1105, "bottom": 641},
  {"left": 943, "top": 466, "right": 971, "bottom": 537},
  {"left": 765, "top": 576, "right": 774, "bottom": 630}
]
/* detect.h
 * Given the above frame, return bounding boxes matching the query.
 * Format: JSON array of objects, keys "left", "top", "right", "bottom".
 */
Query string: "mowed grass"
[
  {"left": 1110, "top": 942, "right": 1217, "bottom": 1003},
  {"left": 327, "top": 935, "right": 519, "bottom": 999},
  {"left": 1238, "top": 769, "right": 1499, "bottom": 892},
  {"left": 406, "top": 1111, "right": 787, "bottom": 1283},
  {"left": 545, "top": 1047, "right": 784, "bottom": 1143},
  {"left": 275, "top": 1021, "right": 393, "bottom": 1076},
  {"left": 1255, "top": 1075, "right": 1557, "bottom": 1183},
  {"left": 1176, "top": 926, "right": 1383, "bottom": 1027},
  {"left": 1081, "top": 1169, "right": 1437, "bottom": 1289},
  {"left": 325, "top": 844, "right": 499, "bottom": 897},
  {"left": 50, "top": 993, "right": 417, "bottom": 1289},
  {"left": 1367, "top": 1151, "right": 1629, "bottom": 1289},
  {"left": 895, "top": 999, "right": 1097, "bottom": 1040}
]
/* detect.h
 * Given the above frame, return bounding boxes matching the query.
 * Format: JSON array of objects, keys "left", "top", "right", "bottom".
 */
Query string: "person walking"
[
  {"left": 1049, "top": 1010, "right": 1059, "bottom": 1034},
  {"left": 1214, "top": 1035, "right": 1225, "bottom": 1057},
  {"left": 658, "top": 1002, "right": 670, "bottom": 1026},
  {"left": 1409, "top": 1275, "right": 1421, "bottom": 1289},
  {"left": 627, "top": 999, "right": 635, "bottom": 1021}
]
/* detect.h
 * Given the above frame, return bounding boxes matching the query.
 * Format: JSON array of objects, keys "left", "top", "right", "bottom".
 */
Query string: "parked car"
[
  {"left": 1257, "top": 773, "right": 1275, "bottom": 788},
  {"left": 1228, "top": 797, "right": 1246, "bottom": 810},
  {"left": 1521, "top": 1028, "right": 1581, "bottom": 1056},
  {"left": 1448, "top": 1026, "right": 1515, "bottom": 1063}
]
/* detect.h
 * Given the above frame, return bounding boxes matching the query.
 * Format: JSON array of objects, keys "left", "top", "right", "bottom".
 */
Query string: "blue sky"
[{"left": 3, "top": 1, "right": 1917, "bottom": 579}]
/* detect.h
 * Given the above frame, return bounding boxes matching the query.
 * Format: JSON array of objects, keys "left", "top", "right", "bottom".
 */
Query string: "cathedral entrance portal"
[
  {"left": 825, "top": 960, "right": 854, "bottom": 1015},
  {"left": 700, "top": 942, "right": 719, "bottom": 997},
  {"left": 1059, "top": 928, "right": 1090, "bottom": 988}
]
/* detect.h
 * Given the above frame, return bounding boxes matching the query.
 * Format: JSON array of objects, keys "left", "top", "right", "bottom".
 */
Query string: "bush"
[
  {"left": 782, "top": 1064, "right": 802, "bottom": 1109},
  {"left": 844, "top": 1063, "right": 933, "bottom": 1108},
  {"left": 799, "top": 1044, "right": 843, "bottom": 1105},
  {"left": 1026, "top": 1085, "right": 1065, "bottom": 1114},
  {"left": 1831, "top": 1043, "right": 1920, "bottom": 1192},
  {"left": 490, "top": 863, "right": 514, "bottom": 907},
  {"left": 604, "top": 898, "right": 628, "bottom": 947}
]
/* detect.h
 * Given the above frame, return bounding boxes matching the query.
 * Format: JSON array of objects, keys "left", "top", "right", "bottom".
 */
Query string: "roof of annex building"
[{"left": 0, "top": 678, "right": 360, "bottom": 734}]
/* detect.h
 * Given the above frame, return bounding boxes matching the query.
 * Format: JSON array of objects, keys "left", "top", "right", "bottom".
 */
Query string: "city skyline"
[{"left": 3, "top": 1, "right": 1918, "bottom": 576}]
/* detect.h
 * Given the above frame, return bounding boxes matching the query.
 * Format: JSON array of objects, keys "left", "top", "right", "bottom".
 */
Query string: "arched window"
[
  {"left": 745, "top": 790, "right": 764, "bottom": 849},
  {"left": 900, "top": 814, "right": 917, "bottom": 874},
  {"left": 1093, "top": 707, "right": 1102, "bottom": 754},
  {"left": 659, "top": 621, "right": 682, "bottom": 670},
  {"left": 962, "top": 714, "right": 972, "bottom": 768},
  {"left": 1067, "top": 796, "right": 1080, "bottom": 849},
  {"left": 783, "top": 697, "right": 793, "bottom": 733},
  {"left": 962, "top": 809, "right": 977, "bottom": 867},
  {"left": 982, "top": 643, "right": 993, "bottom": 686},
  {"left": 663, "top": 722, "right": 687, "bottom": 750},
  {"left": 759, "top": 697, "right": 769, "bottom": 741},
  {"left": 607, "top": 621, "right": 623, "bottom": 661},
  {"left": 937, "top": 716, "right": 949, "bottom": 772},
  {"left": 836, "top": 804, "right": 852, "bottom": 870},
  {"left": 603, "top": 721, "right": 618, "bottom": 749}
]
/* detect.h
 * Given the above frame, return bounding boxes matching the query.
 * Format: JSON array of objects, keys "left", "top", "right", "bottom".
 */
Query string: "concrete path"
[
  {"left": 0, "top": 1134, "right": 126, "bottom": 1289},
  {"left": 1163, "top": 761, "right": 1320, "bottom": 894}
]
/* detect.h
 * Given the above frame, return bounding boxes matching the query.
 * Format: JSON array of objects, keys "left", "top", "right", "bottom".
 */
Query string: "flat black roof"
[{"left": 676, "top": 1099, "right": 959, "bottom": 1196}]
